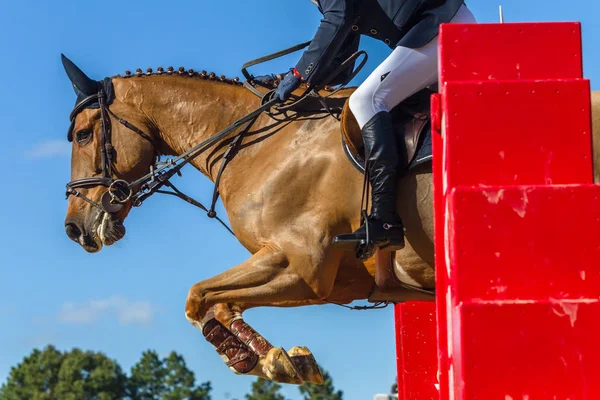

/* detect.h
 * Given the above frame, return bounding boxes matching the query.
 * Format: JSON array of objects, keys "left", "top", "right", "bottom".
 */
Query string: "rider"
[{"left": 255, "top": 0, "right": 476, "bottom": 253}]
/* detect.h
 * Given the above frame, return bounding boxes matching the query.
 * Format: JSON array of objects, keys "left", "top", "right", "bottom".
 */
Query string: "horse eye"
[{"left": 76, "top": 130, "right": 92, "bottom": 145}]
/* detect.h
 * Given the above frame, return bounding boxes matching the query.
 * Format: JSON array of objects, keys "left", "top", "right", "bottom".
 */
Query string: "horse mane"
[
  {"left": 113, "top": 66, "right": 244, "bottom": 86},
  {"left": 112, "top": 66, "right": 321, "bottom": 91}
]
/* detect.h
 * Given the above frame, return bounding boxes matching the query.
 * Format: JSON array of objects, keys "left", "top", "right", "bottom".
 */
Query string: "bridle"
[
  {"left": 65, "top": 86, "right": 278, "bottom": 234},
  {"left": 66, "top": 89, "right": 156, "bottom": 214}
]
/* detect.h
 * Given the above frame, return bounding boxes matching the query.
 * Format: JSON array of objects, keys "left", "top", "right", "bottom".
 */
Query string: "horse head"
[{"left": 62, "top": 55, "right": 157, "bottom": 253}]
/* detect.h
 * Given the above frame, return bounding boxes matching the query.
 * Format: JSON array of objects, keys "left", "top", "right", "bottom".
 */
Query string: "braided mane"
[
  {"left": 114, "top": 66, "right": 244, "bottom": 86},
  {"left": 113, "top": 66, "right": 329, "bottom": 91}
]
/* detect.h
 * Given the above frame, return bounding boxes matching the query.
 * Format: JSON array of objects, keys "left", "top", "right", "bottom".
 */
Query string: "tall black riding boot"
[{"left": 333, "top": 111, "right": 405, "bottom": 255}]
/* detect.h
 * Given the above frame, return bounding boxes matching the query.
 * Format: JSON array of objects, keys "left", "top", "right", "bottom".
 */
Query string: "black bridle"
[
  {"left": 66, "top": 90, "right": 155, "bottom": 214},
  {"left": 66, "top": 87, "right": 278, "bottom": 234}
]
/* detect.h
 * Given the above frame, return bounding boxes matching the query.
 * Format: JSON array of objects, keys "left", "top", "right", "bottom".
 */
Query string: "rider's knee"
[
  {"left": 348, "top": 87, "right": 369, "bottom": 116},
  {"left": 349, "top": 87, "right": 389, "bottom": 128}
]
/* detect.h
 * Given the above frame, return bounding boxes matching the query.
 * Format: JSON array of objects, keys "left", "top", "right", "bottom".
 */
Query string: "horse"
[{"left": 61, "top": 55, "right": 600, "bottom": 385}]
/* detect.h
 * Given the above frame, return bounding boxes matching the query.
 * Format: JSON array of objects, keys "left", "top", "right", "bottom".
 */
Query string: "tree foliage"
[
  {"left": 298, "top": 368, "right": 343, "bottom": 400},
  {"left": 0, "top": 345, "right": 126, "bottom": 400},
  {"left": 128, "top": 350, "right": 211, "bottom": 400},
  {"left": 0, "top": 347, "right": 211, "bottom": 400},
  {"left": 244, "top": 377, "right": 286, "bottom": 400}
]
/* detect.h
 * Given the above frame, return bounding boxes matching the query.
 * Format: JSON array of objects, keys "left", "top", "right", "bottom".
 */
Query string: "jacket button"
[
  {"left": 370, "top": 29, "right": 378, "bottom": 35},
  {"left": 384, "top": 38, "right": 391, "bottom": 45},
  {"left": 352, "top": 25, "right": 359, "bottom": 31}
]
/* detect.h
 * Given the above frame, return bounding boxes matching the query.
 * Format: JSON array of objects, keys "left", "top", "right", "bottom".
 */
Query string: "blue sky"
[{"left": 1, "top": 1, "right": 598, "bottom": 399}]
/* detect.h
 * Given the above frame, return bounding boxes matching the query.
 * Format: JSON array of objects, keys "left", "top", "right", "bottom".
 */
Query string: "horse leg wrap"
[
  {"left": 230, "top": 319, "right": 274, "bottom": 356},
  {"left": 202, "top": 317, "right": 258, "bottom": 374}
]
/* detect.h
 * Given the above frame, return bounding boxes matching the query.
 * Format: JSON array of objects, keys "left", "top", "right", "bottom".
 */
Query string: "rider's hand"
[
  {"left": 252, "top": 73, "right": 279, "bottom": 86},
  {"left": 274, "top": 69, "right": 302, "bottom": 102}
]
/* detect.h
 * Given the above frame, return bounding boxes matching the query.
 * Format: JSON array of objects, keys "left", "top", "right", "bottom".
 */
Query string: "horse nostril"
[{"left": 65, "top": 222, "right": 82, "bottom": 243}]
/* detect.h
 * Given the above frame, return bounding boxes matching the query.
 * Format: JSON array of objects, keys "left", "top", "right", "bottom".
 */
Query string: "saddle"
[{"left": 340, "top": 88, "right": 434, "bottom": 173}]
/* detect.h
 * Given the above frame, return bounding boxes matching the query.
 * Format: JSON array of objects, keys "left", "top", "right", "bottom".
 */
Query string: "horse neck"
[{"left": 113, "top": 75, "right": 258, "bottom": 180}]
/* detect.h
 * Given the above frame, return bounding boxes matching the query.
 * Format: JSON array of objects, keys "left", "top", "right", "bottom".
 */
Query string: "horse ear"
[{"left": 61, "top": 53, "right": 98, "bottom": 96}]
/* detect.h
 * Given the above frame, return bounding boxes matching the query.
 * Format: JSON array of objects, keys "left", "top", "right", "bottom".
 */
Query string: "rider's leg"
[{"left": 337, "top": 4, "right": 476, "bottom": 253}]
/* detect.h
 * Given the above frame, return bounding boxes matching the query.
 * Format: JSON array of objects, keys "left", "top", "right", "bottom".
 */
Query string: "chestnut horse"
[{"left": 62, "top": 56, "right": 600, "bottom": 385}]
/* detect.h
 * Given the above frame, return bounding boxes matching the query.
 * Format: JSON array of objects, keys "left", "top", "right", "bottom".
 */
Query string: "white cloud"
[
  {"left": 58, "top": 295, "right": 154, "bottom": 326},
  {"left": 24, "top": 140, "right": 71, "bottom": 159}
]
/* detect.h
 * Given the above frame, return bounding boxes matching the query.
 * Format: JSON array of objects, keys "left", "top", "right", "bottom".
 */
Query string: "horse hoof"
[
  {"left": 263, "top": 347, "right": 302, "bottom": 384},
  {"left": 288, "top": 346, "right": 323, "bottom": 385}
]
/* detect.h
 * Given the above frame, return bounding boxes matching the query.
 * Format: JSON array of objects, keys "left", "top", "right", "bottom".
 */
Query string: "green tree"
[
  {"left": 55, "top": 348, "right": 127, "bottom": 400},
  {"left": 128, "top": 350, "right": 211, "bottom": 400},
  {"left": 245, "top": 377, "right": 286, "bottom": 400},
  {"left": 0, "top": 345, "right": 126, "bottom": 400},
  {"left": 298, "top": 368, "right": 343, "bottom": 400}
]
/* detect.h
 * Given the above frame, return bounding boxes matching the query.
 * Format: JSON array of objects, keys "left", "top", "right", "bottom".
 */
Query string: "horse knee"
[{"left": 185, "top": 282, "right": 208, "bottom": 321}]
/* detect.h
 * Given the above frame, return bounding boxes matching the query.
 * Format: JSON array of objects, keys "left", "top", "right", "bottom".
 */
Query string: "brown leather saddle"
[{"left": 340, "top": 88, "right": 434, "bottom": 174}]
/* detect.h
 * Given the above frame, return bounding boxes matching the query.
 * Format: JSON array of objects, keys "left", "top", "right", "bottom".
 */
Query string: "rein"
[{"left": 242, "top": 40, "right": 368, "bottom": 122}]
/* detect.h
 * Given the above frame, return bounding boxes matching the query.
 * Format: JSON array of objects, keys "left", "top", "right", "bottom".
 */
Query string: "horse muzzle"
[{"left": 65, "top": 215, "right": 103, "bottom": 253}]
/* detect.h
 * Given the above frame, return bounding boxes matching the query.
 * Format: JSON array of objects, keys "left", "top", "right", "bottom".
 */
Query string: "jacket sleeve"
[
  {"left": 325, "top": 31, "right": 360, "bottom": 86},
  {"left": 295, "top": 0, "right": 355, "bottom": 86}
]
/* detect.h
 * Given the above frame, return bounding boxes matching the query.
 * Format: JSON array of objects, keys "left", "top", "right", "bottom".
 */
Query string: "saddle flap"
[{"left": 341, "top": 102, "right": 363, "bottom": 158}]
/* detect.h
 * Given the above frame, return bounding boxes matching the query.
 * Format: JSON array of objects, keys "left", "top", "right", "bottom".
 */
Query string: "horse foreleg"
[
  {"left": 185, "top": 247, "right": 331, "bottom": 385},
  {"left": 212, "top": 302, "right": 324, "bottom": 385}
]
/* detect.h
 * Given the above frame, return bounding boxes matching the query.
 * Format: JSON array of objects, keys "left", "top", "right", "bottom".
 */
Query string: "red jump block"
[
  {"left": 446, "top": 185, "right": 600, "bottom": 302},
  {"left": 453, "top": 301, "right": 600, "bottom": 400},
  {"left": 395, "top": 302, "right": 438, "bottom": 400},
  {"left": 442, "top": 79, "right": 593, "bottom": 187},
  {"left": 439, "top": 23, "right": 583, "bottom": 84},
  {"left": 443, "top": 185, "right": 600, "bottom": 399}
]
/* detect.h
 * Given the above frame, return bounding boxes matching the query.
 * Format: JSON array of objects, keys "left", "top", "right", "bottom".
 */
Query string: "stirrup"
[
  {"left": 332, "top": 211, "right": 378, "bottom": 260},
  {"left": 332, "top": 236, "right": 376, "bottom": 260},
  {"left": 356, "top": 240, "right": 376, "bottom": 260},
  {"left": 332, "top": 211, "right": 405, "bottom": 260}
]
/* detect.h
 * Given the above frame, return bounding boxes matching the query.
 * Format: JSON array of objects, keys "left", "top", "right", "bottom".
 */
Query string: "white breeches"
[{"left": 349, "top": 4, "right": 477, "bottom": 128}]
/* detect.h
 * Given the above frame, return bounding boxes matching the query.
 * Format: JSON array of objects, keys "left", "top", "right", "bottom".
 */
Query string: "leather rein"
[{"left": 66, "top": 88, "right": 278, "bottom": 235}]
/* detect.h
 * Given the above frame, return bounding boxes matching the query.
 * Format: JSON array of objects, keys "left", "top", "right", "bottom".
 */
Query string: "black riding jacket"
[{"left": 296, "top": 0, "right": 465, "bottom": 85}]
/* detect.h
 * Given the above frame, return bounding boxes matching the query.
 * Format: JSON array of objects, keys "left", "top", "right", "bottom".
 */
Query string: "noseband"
[{"left": 65, "top": 90, "right": 155, "bottom": 214}]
